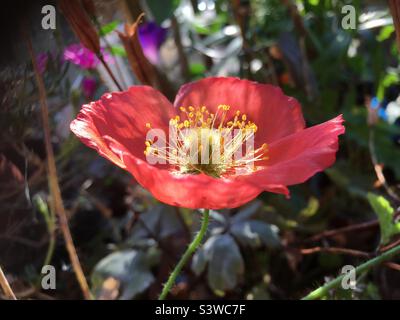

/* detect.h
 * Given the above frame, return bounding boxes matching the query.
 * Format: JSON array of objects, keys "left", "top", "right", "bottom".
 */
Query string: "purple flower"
[
  {"left": 63, "top": 43, "right": 113, "bottom": 69},
  {"left": 63, "top": 44, "right": 99, "bottom": 69},
  {"left": 82, "top": 76, "right": 97, "bottom": 98},
  {"left": 138, "top": 22, "right": 167, "bottom": 65}
]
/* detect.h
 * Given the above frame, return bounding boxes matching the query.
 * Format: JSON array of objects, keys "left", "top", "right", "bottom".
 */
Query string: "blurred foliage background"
[{"left": 1, "top": 0, "right": 400, "bottom": 300}]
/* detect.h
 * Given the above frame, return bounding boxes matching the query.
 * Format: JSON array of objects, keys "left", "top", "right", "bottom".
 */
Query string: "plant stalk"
[
  {"left": 159, "top": 208, "right": 210, "bottom": 300},
  {"left": 25, "top": 32, "right": 93, "bottom": 300},
  {"left": 302, "top": 244, "right": 400, "bottom": 300},
  {"left": 0, "top": 266, "right": 16, "bottom": 300}
]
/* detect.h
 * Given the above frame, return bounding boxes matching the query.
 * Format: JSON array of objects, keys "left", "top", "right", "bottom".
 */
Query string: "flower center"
[{"left": 144, "top": 105, "right": 268, "bottom": 177}]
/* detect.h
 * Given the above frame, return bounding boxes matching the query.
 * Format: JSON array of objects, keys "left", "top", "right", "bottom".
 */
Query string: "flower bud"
[
  {"left": 81, "top": 0, "right": 96, "bottom": 18},
  {"left": 59, "top": 0, "right": 100, "bottom": 54},
  {"left": 117, "top": 13, "right": 155, "bottom": 85}
]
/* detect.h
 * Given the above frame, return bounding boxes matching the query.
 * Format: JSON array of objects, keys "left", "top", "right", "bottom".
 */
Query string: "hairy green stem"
[
  {"left": 302, "top": 244, "right": 400, "bottom": 300},
  {"left": 43, "top": 233, "right": 56, "bottom": 270},
  {"left": 159, "top": 209, "right": 210, "bottom": 300}
]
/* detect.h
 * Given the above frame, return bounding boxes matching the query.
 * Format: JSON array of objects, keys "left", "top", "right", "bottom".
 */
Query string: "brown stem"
[
  {"left": 264, "top": 50, "right": 279, "bottom": 85},
  {"left": 98, "top": 54, "right": 123, "bottom": 91},
  {"left": 25, "top": 32, "right": 92, "bottom": 300},
  {"left": 301, "top": 237, "right": 400, "bottom": 259},
  {"left": 231, "top": 0, "right": 252, "bottom": 78},
  {"left": 300, "top": 246, "right": 372, "bottom": 258},
  {"left": 0, "top": 266, "right": 16, "bottom": 300},
  {"left": 231, "top": 0, "right": 250, "bottom": 47},
  {"left": 380, "top": 237, "right": 400, "bottom": 252},
  {"left": 171, "top": 16, "right": 190, "bottom": 81},
  {"left": 280, "top": 0, "right": 307, "bottom": 36},
  {"left": 93, "top": 17, "right": 127, "bottom": 89},
  {"left": 305, "top": 219, "right": 379, "bottom": 243},
  {"left": 0, "top": 235, "right": 48, "bottom": 248},
  {"left": 384, "top": 262, "right": 400, "bottom": 271},
  {"left": 281, "top": 0, "right": 313, "bottom": 98},
  {"left": 389, "top": 0, "right": 400, "bottom": 53}
]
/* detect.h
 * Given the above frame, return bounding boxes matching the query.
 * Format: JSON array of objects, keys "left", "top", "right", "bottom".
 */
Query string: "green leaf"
[
  {"left": 377, "top": 72, "right": 399, "bottom": 101},
  {"left": 33, "top": 195, "right": 50, "bottom": 224},
  {"left": 231, "top": 201, "right": 262, "bottom": 223},
  {"left": 145, "top": 0, "right": 180, "bottom": 24},
  {"left": 367, "top": 193, "right": 400, "bottom": 244},
  {"left": 191, "top": 249, "right": 207, "bottom": 276},
  {"left": 189, "top": 63, "right": 206, "bottom": 76},
  {"left": 299, "top": 196, "right": 320, "bottom": 219},
  {"left": 109, "top": 45, "right": 127, "bottom": 57},
  {"left": 91, "top": 248, "right": 160, "bottom": 300},
  {"left": 308, "top": 0, "right": 320, "bottom": 5},
  {"left": 376, "top": 25, "right": 395, "bottom": 42},
  {"left": 33, "top": 195, "right": 54, "bottom": 230},
  {"left": 99, "top": 20, "right": 120, "bottom": 36},
  {"left": 127, "top": 204, "right": 185, "bottom": 247},
  {"left": 199, "top": 234, "right": 244, "bottom": 294},
  {"left": 230, "top": 221, "right": 280, "bottom": 249},
  {"left": 192, "top": 14, "right": 228, "bottom": 36}
]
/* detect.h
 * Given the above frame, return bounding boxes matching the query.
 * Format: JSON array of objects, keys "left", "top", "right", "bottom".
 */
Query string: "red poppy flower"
[{"left": 70, "top": 77, "right": 344, "bottom": 209}]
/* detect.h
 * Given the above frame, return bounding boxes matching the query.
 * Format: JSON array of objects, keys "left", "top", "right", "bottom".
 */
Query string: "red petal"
[
  {"left": 71, "top": 85, "right": 262, "bottom": 209},
  {"left": 70, "top": 86, "right": 175, "bottom": 167},
  {"left": 71, "top": 83, "right": 343, "bottom": 209},
  {"left": 174, "top": 77, "right": 305, "bottom": 144},
  {"left": 243, "top": 115, "right": 345, "bottom": 190},
  {"left": 122, "top": 153, "right": 262, "bottom": 209}
]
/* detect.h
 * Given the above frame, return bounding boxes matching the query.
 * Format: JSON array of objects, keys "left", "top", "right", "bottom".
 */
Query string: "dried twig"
[
  {"left": 305, "top": 219, "right": 379, "bottom": 243},
  {"left": 0, "top": 266, "right": 16, "bottom": 300},
  {"left": 301, "top": 235, "right": 400, "bottom": 260},
  {"left": 98, "top": 54, "right": 123, "bottom": 91},
  {"left": 384, "top": 262, "right": 400, "bottom": 272},
  {"left": 380, "top": 237, "right": 400, "bottom": 253},
  {"left": 25, "top": 32, "right": 92, "bottom": 300},
  {"left": 93, "top": 17, "right": 127, "bottom": 90},
  {"left": 300, "top": 246, "right": 371, "bottom": 258}
]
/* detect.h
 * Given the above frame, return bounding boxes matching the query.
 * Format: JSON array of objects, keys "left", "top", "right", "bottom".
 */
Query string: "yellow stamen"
[{"left": 143, "top": 105, "right": 269, "bottom": 177}]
